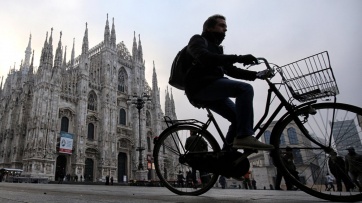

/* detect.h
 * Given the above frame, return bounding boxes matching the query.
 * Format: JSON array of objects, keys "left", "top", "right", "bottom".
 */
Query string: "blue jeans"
[{"left": 192, "top": 78, "right": 254, "bottom": 149}]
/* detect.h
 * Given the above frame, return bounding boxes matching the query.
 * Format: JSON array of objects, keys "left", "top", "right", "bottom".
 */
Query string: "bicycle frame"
[
  {"left": 253, "top": 78, "right": 332, "bottom": 151},
  {"left": 190, "top": 58, "right": 334, "bottom": 154}
]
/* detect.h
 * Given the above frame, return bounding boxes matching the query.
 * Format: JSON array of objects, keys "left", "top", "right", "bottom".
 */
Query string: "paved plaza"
[{"left": 0, "top": 182, "right": 336, "bottom": 203}]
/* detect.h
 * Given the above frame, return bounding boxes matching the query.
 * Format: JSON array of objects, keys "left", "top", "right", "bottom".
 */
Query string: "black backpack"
[
  {"left": 169, "top": 46, "right": 192, "bottom": 90},
  {"left": 169, "top": 37, "right": 207, "bottom": 90}
]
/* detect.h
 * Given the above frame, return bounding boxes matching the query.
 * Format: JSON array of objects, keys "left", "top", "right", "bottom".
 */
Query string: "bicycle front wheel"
[
  {"left": 271, "top": 102, "right": 362, "bottom": 202},
  {"left": 153, "top": 125, "right": 221, "bottom": 196}
]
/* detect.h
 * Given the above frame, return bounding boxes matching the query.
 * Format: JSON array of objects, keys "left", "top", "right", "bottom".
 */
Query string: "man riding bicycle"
[{"left": 184, "top": 14, "right": 273, "bottom": 151}]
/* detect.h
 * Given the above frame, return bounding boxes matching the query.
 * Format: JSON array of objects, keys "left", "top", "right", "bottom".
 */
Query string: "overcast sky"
[{"left": 1, "top": 0, "right": 361, "bottom": 138}]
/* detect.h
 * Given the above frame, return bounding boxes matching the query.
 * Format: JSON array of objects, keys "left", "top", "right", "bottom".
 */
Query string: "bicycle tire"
[
  {"left": 153, "top": 125, "right": 220, "bottom": 196},
  {"left": 271, "top": 102, "right": 362, "bottom": 202}
]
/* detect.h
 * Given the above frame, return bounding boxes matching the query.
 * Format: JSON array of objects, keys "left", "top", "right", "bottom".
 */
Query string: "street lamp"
[{"left": 127, "top": 93, "right": 151, "bottom": 171}]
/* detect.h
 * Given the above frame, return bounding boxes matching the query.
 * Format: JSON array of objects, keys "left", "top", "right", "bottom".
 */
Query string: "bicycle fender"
[{"left": 153, "top": 123, "right": 203, "bottom": 145}]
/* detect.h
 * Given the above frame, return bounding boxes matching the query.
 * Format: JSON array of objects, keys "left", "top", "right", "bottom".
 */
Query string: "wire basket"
[{"left": 277, "top": 51, "right": 339, "bottom": 102}]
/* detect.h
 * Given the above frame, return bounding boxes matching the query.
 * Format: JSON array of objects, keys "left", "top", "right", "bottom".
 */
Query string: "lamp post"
[{"left": 128, "top": 93, "right": 151, "bottom": 171}]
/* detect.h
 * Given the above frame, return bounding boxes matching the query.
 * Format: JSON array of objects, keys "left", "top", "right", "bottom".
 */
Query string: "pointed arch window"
[
  {"left": 118, "top": 70, "right": 125, "bottom": 92},
  {"left": 280, "top": 133, "right": 286, "bottom": 146},
  {"left": 146, "top": 111, "right": 151, "bottom": 127},
  {"left": 119, "top": 108, "right": 126, "bottom": 125},
  {"left": 88, "top": 91, "right": 97, "bottom": 111},
  {"left": 287, "top": 127, "right": 299, "bottom": 144},
  {"left": 292, "top": 149, "right": 303, "bottom": 164},
  {"left": 264, "top": 130, "right": 271, "bottom": 144},
  {"left": 88, "top": 123, "right": 94, "bottom": 140},
  {"left": 147, "top": 137, "right": 151, "bottom": 152},
  {"left": 147, "top": 131, "right": 152, "bottom": 152},
  {"left": 61, "top": 117, "right": 69, "bottom": 132}
]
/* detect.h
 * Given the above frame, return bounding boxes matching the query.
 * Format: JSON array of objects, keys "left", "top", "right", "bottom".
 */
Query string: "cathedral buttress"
[
  {"left": 138, "top": 34, "right": 143, "bottom": 62},
  {"left": 23, "top": 33, "right": 32, "bottom": 74},
  {"left": 104, "top": 14, "right": 110, "bottom": 47},
  {"left": 71, "top": 38, "right": 75, "bottom": 67},
  {"left": 62, "top": 46, "right": 67, "bottom": 74},
  {"left": 110, "top": 18, "right": 116, "bottom": 50},
  {"left": 82, "top": 23, "right": 89, "bottom": 56},
  {"left": 132, "top": 32, "right": 138, "bottom": 62}
]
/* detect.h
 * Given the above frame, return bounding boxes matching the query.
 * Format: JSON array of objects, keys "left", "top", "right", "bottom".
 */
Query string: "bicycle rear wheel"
[
  {"left": 271, "top": 102, "right": 362, "bottom": 202},
  {"left": 153, "top": 125, "right": 220, "bottom": 196}
]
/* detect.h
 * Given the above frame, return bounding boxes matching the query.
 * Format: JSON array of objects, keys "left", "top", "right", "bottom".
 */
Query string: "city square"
[
  {"left": 0, "top": 182, "right": 323, "bottom": 203},
  {"left": 0, "top": 1, "right": 361, "bottom": 202}
]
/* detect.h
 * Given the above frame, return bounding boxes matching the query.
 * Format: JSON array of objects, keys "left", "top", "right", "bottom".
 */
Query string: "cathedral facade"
[{"left": 0, "top": 15, "right": 177, "bottom": 182}]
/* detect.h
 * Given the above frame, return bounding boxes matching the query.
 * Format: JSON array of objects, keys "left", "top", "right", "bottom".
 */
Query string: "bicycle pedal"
[{"left": 244, "top": 149, "right": 258, "bottom": 154}]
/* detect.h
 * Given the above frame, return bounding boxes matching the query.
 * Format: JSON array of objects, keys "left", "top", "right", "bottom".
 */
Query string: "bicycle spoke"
[
  {"left": 153, "top": 125, "right": 220, "bottom": 196},
  {"left": 271, "top": 103, "right": 362, "bottom": 202}
]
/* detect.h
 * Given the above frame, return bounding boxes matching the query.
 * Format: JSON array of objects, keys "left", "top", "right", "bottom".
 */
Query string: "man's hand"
[
  {"left": 256, "top": 69, "right": 274, "bottom": 79},
  {"left": 237, "top": 54, "right": 258, "bottom": 66}
]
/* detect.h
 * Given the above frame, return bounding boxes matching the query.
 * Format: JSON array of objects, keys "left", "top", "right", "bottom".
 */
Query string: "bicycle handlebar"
[{"left": 257, "top": 57, "right": 273, "bottom": 70}]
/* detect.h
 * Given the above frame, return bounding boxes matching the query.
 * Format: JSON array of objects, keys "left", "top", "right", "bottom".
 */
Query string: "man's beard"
[{"left": 212, "top": 32, "right": 225, "bottom": 45}]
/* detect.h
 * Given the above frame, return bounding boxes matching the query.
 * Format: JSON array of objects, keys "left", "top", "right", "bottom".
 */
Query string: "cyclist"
[{"left": 184, "top": 14, "right": 274, "bottom": 150}]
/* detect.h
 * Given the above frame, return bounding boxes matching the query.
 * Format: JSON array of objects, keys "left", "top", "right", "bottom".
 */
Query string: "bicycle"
[{"left": 153, "top": 51, "right": 362, "bottom": 202}]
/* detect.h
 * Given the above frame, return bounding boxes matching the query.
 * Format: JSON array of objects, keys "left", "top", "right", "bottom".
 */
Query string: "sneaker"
[{"left": 233, "top": 136, "right": 274, "bottom": 150}]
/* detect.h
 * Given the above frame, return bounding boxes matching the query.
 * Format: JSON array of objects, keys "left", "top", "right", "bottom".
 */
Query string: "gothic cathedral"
[{"left": 0, "top": 15, "right": 177, "bottom": 182}]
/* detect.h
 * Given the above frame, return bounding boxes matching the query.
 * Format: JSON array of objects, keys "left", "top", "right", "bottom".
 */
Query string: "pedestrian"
[
  {"left": 252, "top": 179, "right": 257, "bottom": 190},
  {"left": 80, "top": 175, "right": 83, "bottom": 182},
  {"left": 105, "top": 175, "right": 110, "bottom": 185},
  {"left": 243, "top": 171, "right": 251, "bottom": 189},
  {"left": 58, "top": 173, "right": 64, "bottom": 184},
  {"left": 345, "top": 147, "right": 362, "bottom": 191},
  {"left": 177, "top": 170, "right": 185, "bottom": 188},
  {"left": 275, "top": 146, "right": 299, "bottom": 190},
  {"left": 183, "top": 14, "right": 274, "bottom": 152},
  {"left": 328, "top": 153, "right": 354, "bottom": 191},
  {"left": 185, "top": 130, "right": 208, "bottom": 186},
  {"left": 110, "top": 176, "right": 113, "bottom": 185},
  {"left": 325, "top": 173, "right": 335, "bottom": 191},
  {"left": 219, "top": 176, "right": 226, "bottom": 189},
  {"left": 186, "top": 170, "right": 193, "bottom": 187}
]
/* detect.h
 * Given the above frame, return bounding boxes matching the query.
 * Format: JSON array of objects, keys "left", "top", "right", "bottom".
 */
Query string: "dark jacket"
[{"left": 184, "top": 33, "right": 258, "bottom": 102}]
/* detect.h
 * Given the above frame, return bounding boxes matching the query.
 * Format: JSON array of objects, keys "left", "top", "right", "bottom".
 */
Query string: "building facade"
[
  {"left": 0, "top": 15, "right": 177, "bottom": 182},
  {"left": 332, "top": 119, "right": 362, "bottom": 156},
  {"left": 248, "top": 121, "right": 316, "bottom": 190}
]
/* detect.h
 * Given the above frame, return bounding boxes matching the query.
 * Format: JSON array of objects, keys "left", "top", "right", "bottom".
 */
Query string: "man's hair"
[{"left": 203, "top": 14, "right": 226, "bottom": 32}]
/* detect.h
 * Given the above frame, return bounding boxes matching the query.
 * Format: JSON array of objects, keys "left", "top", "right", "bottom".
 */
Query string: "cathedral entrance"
[
  {"left": 84, "top": 158, "right": 94, "bottom": 182},
  {"left": 118, "top": 152, "right": 127, "bottom": 182},
  {"left": 55, "top": 155, "right": 67, "bottom": 181}
]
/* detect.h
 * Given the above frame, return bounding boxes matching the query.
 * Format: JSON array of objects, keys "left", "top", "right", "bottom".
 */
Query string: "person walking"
[
  {"left": 345, "top": 147, "right": 362, "bottom": 191},
  {"left": 252, "top": 179, "right": 257, "bottom": 190},
  {"left": 185, "top": 130, "right": 208, "bottom": 186},
  {"left": 275, "top": 147, "right": 299, "bottom": 190},
  {"left": 177, "top": 170, "right": 185, "bottom": 188},
  {"left": 219, "top": 176, "right": 226, "bottom": 189},
  {"left": 325, "top": 173, "right": 335, "bottom": 191},
  {"left": 328, "top": 153, "right": 354, "bottom": 192}
]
